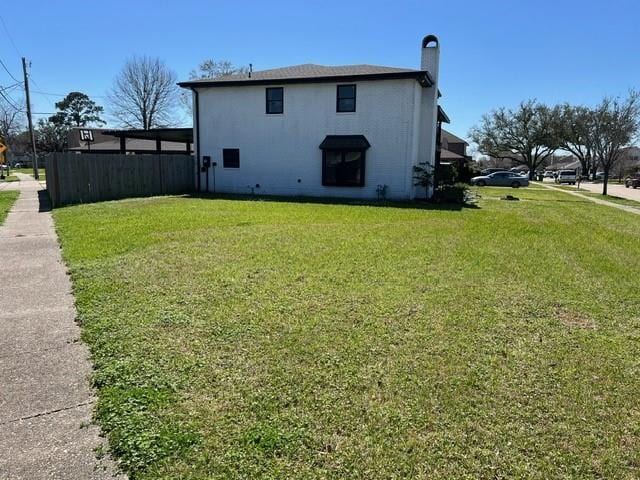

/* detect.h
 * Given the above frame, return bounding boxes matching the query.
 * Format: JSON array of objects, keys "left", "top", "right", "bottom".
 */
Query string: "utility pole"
[{"left": 22, "top": 57, "right": 39, "bottom": 180}]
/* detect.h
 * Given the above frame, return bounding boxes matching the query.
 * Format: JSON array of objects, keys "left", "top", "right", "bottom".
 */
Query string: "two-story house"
[{"left": 179, "top": 35, "right": 446, "bottom": 200}]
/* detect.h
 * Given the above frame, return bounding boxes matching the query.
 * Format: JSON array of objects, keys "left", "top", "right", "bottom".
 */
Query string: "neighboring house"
[
  {"left": 179, "top": 35, "right": 446, "bottom": 200},
  {"left": 441, "top": 129, "right": 468, "bottom": 159},
  {"left": 440, "top": 129, "right": 472, "bottom": 179},
  {"left": 67, "top": 127, "right": 193, "bottom": 154}
]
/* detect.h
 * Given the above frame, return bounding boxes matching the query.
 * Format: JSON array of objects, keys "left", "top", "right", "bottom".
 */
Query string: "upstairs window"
[
  {"left": 223, "top": 148, "right": 240, "bottom": 168},
  {"left": 266, "top": 87, "right": 284, "bottom": 114},
  {"left": 336, "top": 84, "right": 356, "bottom": 112}
]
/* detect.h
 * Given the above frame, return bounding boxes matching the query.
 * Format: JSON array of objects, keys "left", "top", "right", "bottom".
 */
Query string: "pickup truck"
[
  {"left": 555, "top": 170, "right": 577, "bottom": 185},
  {"left": 625, "top": 173, "right": 640, "bottom": 189}
]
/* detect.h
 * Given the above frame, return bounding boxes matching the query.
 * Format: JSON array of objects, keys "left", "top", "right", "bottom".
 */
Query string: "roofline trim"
[{"left": 178, "top": 71, "right": 434, "bottom": 89}]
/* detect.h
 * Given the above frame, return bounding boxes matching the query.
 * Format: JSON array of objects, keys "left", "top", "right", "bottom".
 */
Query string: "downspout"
[
  {"left": 433, "top": 118, "right": 442, "bottom": 196},
  {"left": 192, "top": 87, "right": 202, "bottom": 192}
]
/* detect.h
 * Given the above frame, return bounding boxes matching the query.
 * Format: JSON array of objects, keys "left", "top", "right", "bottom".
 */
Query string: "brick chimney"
[{"left": 421, "top": 34, "right": 439, "bottom": 87}]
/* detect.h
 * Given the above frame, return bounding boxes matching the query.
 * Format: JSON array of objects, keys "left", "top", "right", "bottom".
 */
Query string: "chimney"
[{"left": 421, "top": 34, "right": 439, "bottom": 86}]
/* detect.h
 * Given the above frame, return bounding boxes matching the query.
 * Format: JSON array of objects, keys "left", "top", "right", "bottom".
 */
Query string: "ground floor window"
[
  {"left": 223, "top": 148, "right": 240, "bottom": 168},
  {"left": 322, "top": 150, "right": 365, "bottom": 186}
]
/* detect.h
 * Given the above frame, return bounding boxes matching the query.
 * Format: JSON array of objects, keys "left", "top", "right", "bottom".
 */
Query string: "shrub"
[{"left": 435, "top": 183, "right": 470, "bottom": 204}]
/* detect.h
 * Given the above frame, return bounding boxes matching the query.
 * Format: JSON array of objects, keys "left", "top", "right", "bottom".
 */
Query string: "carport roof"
[{"left": 102, "top": 128, "right": 193, "bottom": 143}]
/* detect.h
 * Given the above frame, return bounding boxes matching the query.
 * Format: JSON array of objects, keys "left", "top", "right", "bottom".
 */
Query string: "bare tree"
[
  {"left": 108, "top": 55, "right": 179, "bottom": 129},
  {"left": 469, "top": 100, "right": 560, "bottom": 179},
  {"left": 181, "top": 59, "right": 247, "bottom": 115},
  {"left": 0, "top": 96, "right": 24, "bottom": 145},
  {"left": 592, "top": 90, "right": 640, "bottom": 195},
  {"left": 192, "top": 59, "right": 248, "bottom": 79}
]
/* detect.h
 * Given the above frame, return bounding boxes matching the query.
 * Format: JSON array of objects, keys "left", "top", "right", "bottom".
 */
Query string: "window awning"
[
  {"left": 319, "top": 135, "right": 371, "bottom": 150},
  {"left": 437, "top": 106, "right": 450, "bottom": 124}
]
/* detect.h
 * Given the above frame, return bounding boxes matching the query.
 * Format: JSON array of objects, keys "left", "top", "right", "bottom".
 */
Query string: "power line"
[
  {"left": 0, "top": 87, "right": 21, "bottom": 110},
  {"left": 31, "top": 89, "right": 107, "bottom": 99},
  {"left": 0, "top": 58, "right": 21, "bottom": 83},
  {"left": 0, "top": 82, "right": 21, "bottom": 93},
  {"left": 0, "top": 15, "right": 22, "bottom": 57}
]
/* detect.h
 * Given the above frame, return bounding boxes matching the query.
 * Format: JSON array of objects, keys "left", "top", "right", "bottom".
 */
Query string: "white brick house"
[{"left": 179, "top": 35, "right": 447, "bottom": 200}]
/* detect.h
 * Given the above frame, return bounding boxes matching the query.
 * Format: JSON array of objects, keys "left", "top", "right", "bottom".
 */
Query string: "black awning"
[
  {"left": 437, "top": 106, "right": 450, "bottom": 124},
  {"left": 319, "top": 135, "right": 371, "bottom": 150}
]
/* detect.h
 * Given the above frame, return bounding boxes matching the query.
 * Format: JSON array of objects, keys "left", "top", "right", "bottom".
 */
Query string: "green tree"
[
  {"left": 470, "top": 100, "right": 560, "bottom": 180},
  {"left": 49, "top": 91, "right": 105, "bottom": 127},
  {"left": 36, "top": 118, "right": 69, "bottom": 152},
  {"left": 554, "top": 104, "right": 597, "bottom": 178},
  {"left": 592, "top": 90, "right": 640, "bottom": 195}
]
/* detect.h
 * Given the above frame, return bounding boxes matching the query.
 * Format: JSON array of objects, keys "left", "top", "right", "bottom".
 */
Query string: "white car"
[{"left": 555, "top": 170, "right": 577, "bottom": 185}]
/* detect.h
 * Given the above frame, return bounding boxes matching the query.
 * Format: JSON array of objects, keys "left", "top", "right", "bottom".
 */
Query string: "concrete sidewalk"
[
  {"left": 0, "top": 174, "right": 123, "bottom": 479},
  {"left": 541, "top": 182, "right": 640, "bottom": 216}
]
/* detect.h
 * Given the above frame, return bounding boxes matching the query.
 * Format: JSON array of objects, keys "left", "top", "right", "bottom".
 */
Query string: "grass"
[
  {"left": 53, "top": 188, "right": 640, "bottom": 479},
  {"left": 553, "top": 185, "right": 640, "bottom": 208},
  {"left": 0, "top": 190, "right": 19, "bottom": 224},
  {"left": 8, "top": 167, "right": 46, "bottom": 180}
]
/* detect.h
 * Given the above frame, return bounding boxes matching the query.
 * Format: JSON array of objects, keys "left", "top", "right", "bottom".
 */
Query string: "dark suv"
[{"left": 625, "top": 173, "right": 640, "bottom": 189}]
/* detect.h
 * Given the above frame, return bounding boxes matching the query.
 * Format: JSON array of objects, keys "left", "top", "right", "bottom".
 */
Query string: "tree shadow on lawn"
[{"left": 186, "top": 192, "right": 480, "bottom": 212}]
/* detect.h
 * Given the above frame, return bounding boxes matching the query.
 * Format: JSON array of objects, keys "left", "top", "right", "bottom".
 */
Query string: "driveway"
[{"left": 0, "top": 174, "right": 123, "bottom": 479}]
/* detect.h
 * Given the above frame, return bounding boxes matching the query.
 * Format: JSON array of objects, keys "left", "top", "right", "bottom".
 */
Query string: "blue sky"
[{"left": 1, "top": 0, "right": 639, "bottom": 140}]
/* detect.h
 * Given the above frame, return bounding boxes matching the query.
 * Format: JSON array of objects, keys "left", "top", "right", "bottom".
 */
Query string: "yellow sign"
[{"left": 0, "top": 141, "right": 7, "bottom": 165}]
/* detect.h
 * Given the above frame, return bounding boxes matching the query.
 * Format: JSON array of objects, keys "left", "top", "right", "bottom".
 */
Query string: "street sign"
[{"left": 79, "top": 129, "right": 94, "bottom": 142}]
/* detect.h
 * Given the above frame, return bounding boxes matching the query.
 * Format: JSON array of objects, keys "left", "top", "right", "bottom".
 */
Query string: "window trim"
[
  {"left": 265, "top": 87, "right": 284, "bottom": 114},
  {"left": 336, "top": 84, "right": 356, "bottom": 113},
  {"left": 321, "top": 149, "right": 366, "bottom": 187},
  {"left": 222, "top": 148, "right": 240, "bottom": 169}
]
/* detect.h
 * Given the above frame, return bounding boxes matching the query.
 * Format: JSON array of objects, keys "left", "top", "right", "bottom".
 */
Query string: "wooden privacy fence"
[{"left": 46, "top": 153, "right": 196, "bottom": 207}]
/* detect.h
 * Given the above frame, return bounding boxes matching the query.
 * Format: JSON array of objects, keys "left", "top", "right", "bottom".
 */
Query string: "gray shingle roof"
[
  {"left": 179, "top": 64, "right": 431, "bottom": 88},
  {"left": 441, "top": 129, "right": 468, "bottom": 146}
]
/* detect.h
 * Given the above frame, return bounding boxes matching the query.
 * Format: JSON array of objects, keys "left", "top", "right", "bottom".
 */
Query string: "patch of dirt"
[{"left": 555, "top": 307, "right": 597, "bottom": 330}]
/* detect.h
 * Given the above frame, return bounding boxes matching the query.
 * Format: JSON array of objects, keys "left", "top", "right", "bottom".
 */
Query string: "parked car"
[
  {"left": 471, "top": 171, "right": 530, "bottom": 188},
  {"left": 481, "top": 167, "right": 509, "bottom": 176},
  {"left": 595, "top": 171, "right": 606, "bottom": 181},
  {"left": 625, "top": 173, "right": 640, "bottom": 189},
  {"left": 555, "top": 170, "right": 577, "bottom": 185},
  {"left": 543, "top": 170, "right": 555, "bottom": 178}
]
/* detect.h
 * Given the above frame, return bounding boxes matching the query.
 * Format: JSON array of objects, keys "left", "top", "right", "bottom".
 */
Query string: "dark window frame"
[
  {"left": 222, "top": 148, "right": 240, "bottom": 168},
  {"left": 265, "top": 87, "right": 284, "bottom": 114},
  {"left": 321, "top": 149, "right": 366, "bottom": 187},
  {"left": 336, "top": 84, "right": 357, "bottom": 113}
]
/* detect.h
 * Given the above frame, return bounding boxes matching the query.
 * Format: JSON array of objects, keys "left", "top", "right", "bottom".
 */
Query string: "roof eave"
[{"left": 178, "top": 70, "right": 434, "bottom": 89}]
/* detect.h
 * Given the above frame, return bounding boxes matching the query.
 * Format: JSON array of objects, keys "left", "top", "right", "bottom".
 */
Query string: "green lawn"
[
  {"left": 8, "top": 167, "right": 46, "bottom": 180},
  {"left": 554, "top": 185, "right": 640, "bottom": 208},
  {"left": 0, "top": 190, "right": 19, "bottom": 224},
  {"left": 53, "top": 188, "right": 640, "bottom": 479}
]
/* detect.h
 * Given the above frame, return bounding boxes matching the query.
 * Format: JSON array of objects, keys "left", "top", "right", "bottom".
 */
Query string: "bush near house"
[{"left": 53, "top": 188, "right": 640, "bottom": 479}]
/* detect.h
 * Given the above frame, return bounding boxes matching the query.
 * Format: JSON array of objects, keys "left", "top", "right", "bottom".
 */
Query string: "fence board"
[{"left": 46, "top": 153, "right": 195, "bottom": 207}]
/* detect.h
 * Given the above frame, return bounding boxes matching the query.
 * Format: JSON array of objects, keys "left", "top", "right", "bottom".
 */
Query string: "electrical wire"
[
  {"left": 0, "top": 58, "right": 20, "bottom": 83},
  {"left": 0, "top": 15, "right": 22, "bottom": 57}
]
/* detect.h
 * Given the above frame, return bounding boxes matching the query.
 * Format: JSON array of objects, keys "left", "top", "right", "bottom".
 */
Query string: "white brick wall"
[{"left": 195, "top": 78, "right": 435, "bottom": 200}]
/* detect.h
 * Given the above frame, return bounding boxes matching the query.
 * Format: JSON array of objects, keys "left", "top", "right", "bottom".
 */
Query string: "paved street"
[{"left": 0, "top": 174, "right": 123, "bottom": 479}]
